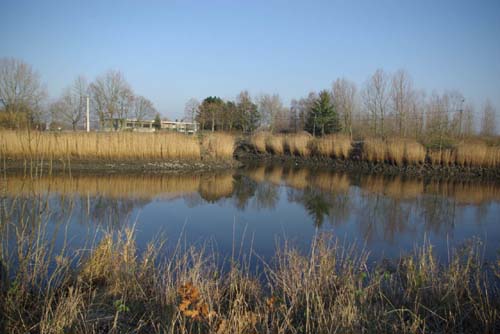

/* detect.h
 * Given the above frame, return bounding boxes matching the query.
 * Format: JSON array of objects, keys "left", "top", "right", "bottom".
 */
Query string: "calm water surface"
[{"left": 4, "top": 164, "right": 500, "bottom": 263}]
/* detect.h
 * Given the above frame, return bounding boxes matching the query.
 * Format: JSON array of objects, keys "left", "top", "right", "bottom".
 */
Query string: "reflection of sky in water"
[{"left": 4, "top": 167, "right": 500, "bottom": 264}]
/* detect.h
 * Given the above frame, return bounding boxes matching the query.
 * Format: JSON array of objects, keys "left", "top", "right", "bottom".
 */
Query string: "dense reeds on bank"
[
  {"left": 248, "top": 132, "right": 500, "bottom": 168},
  {"left": 1, "top": 130, "right": 500, "bottom": 169},
  {"left": 0, "top": 130, "right": 236, "bottom": 162}
]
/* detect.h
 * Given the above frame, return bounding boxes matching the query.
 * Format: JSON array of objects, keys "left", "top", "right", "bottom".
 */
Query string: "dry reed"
[
  {"left": 201, "top": 132, "right": 235, "bottom": 160},
  {"left": 455, "top": 141, "right": 488, "bottom": 167},
  {"left": 386, "top": 139, "right": 426, "bottom": 166},
  {"left": 312, "top": 134, "right": 352, "bottom": 159},
  {"left": 265, "top": 134, "right": 285, "bottom": 155},
  {"left": 0, "top": 130, "right": 202, "bottom": 161},
  {"left": 250, "top": 131, "right": 269, "bottom": 153},
  {"left": 362, "top": 138, "right": 386, "bottom": 163},
  {"left": 1, "top": 196, "right": 499, "bottom": 334},
  {"left": 284, "top": 132, "right": 312, "bottom": 157}
]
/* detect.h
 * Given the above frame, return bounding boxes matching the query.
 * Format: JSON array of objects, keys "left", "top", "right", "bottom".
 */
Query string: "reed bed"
[
  {"left": 428, "top": 148, "right": 456, "bottom": 166},
  {"left": 1, "top": 210, "right": 498, "bottom": 334},
  {"left": 362, "top": 137, "right": 386, "bottom": 163},
  {"left": 201, "top": 132, "right": 235, "bottom": 160},
  {"left": 312, "top": 134, "right": 352, "bottom": 159},
  {"left": 455, "top": 141, "right": 488, "bottom": 167},
  {"left": 284, "top": 132, "right": 312, "bottom": 157},
  {"left": 0, "top": 130, "right": 202, "bottom": 161},
  {"left": 265, "top": 134, "right": 285, "bottom": 155},
  {"left": 484, "top": 146, "right": 500, "bottom": 168},
  {"left": 250, "top": 131, "right": 269, "bottom": 153},
  {"left": 385, "top": 139, "right": 426, "bottom": 166}
]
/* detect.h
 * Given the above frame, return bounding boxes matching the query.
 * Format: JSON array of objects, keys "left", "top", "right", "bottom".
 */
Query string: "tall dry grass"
[
  {"left": 250, "top": 131, "right": 269, "bottom": 153},
  {"left": 1, "top": 193, "right": 499, "bottom": 333},
  {"left": 200, "top": 132, "right": 235, "bottom": 160},
  {"left": 312, "top": 134, "right": 352, "bottom": 159},
  {"left": 0, "top": 130, "right": 202, "bottom": 161},
  {"left": 284, "top": 132, "right": 312, "bottom": 157},
  {"left": 386, "top": 139, "right": 426, "bottom": 166},
  {"left": 455, "top": 141, "right": 488, "bottom": 167},
  {"left": 265, "top": 134, "right": 285, "bottom": 155},
  {"left": 362, "top": 138, "right": 386, "bottom": 163}
]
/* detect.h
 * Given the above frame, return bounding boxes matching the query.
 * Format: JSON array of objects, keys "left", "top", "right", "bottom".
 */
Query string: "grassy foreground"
[{"left": 0, "top": 220, "right": 499, "bottom": 333}]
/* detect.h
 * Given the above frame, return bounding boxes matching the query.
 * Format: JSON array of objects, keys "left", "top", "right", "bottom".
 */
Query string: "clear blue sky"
[{"left": 1, "top": 0, "right": 499, "bottom": 120}]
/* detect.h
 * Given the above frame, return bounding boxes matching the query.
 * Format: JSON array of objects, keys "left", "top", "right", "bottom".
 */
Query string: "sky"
[{"left": 1, "top": 0, "right": 499, "bottom": 120}]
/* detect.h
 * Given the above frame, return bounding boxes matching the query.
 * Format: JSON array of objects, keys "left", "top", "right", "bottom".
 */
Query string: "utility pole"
[{"left": 86, "top": 96, "right": 90, "bottom": 132}]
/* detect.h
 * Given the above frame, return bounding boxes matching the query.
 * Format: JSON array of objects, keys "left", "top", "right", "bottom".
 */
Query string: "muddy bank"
[{"left": 0, "top": 158, "right": 241, "bottom": 175}]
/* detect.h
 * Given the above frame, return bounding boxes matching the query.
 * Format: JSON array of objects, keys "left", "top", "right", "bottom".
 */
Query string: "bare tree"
[
  {"left": 290, "top": 92, "right": 317, "bottom": 132},
  {"left": 0, "top": 57, "right": 47, "bottom": 127},
  {"left": 390, "top": 69, "right": 414, "bottom": 137},
  {"left": 447, "top": 90, "right": 465, "bottom": 137},
  {"left": 426, "top": 92, "right": 451, "bottom": 148},
  {"left": 332, "top": 78, "right": 357, "bottom": 139},
  {"left": 462, "top": 103, "right": 475, "bottom": 137},
  {"left": 480, "top": 100, "right": 496, "bottom": 136},
  {"left": 50, "top": 76, "right": 88, "bottom": 130},
  {"left": 132, "top": 95, "right": 156, "bottom": 123},
  {"left": 258, "top": 93, "right": 284, "bottom": 132},
  {"left": 184, "top": 98, "right": 200, "bottom": 122},
  {"left": 90, "top": 70, "right": 133, "bottom": 129},
  {"left": 362, "top": 69, "right": 389, "bottom": 137}
]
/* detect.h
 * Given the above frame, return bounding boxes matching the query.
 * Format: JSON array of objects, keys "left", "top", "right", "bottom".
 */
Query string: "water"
[{"left": 3, "top": 164, "right": 500, "bottom": 264}]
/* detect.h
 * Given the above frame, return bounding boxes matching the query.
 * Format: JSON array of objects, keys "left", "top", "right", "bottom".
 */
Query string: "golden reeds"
[
  {"left": 0, "top": 130, "right": 202, "bottom": 161},
  {"left": 455, "top": 141, "right": 488, "bottom": 167},
  {"left": 312, "top": 134, "right": 352, "bottom": 159},
  {"left": 362, "top": 137, "right": 386, "bottom": 163},
  {"left": 265, "top": 134, "right": 285, "bottom": 155},
  {"left": 250, "top": 131, "right": 269, "bottom": 153},
  {"left": 386, "top": 139, "right": 426, "bottom": 166},
  {"left": 201, "top": 132, "right": 235, "bottom": 160},
  {"left": 284, "top": 132, "right": 312, "bottom": 157}
]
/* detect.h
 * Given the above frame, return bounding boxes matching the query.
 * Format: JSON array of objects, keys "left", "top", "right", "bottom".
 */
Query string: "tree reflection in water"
[{"left": 3, "top": 166, "right": 499, "bottom": 241}]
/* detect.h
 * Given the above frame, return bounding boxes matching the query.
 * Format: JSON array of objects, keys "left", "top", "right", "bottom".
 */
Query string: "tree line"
[
  {"left": 187, "top": 68, "right": 497, "bottom": 140},
  {"left": 0, "top": 57, "right": 497, "bottom": 138},
  {"left": 0, "top": 58, "right": 157, "bottom": 131}
]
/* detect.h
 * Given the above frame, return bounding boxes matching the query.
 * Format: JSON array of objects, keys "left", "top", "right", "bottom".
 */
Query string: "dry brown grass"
[
  {"left": 386, "top": 139, "right": 426, "bottom": 166},
  {"left": 2, "top": 201, "right": 498, "bottom": 334},
  {"left": 250, "top": 131, "right": 269, "bottom": 153},
  {"left": 265, "top": 134, "right": 285, "bottom": 155},
  {"left": 455, "top": 141, "right": 488, "bottom": 167},
  {"left": 284, "top": 132, "right": 312, "bottom": 157},
  {"left": 428, "top": 148, "right": 456, "bottom": 166},
  {"left": 484, "top": 146, "right": 500, "bottom": 168},
  {"left": 0, "top": 130, "right": 202, "bottom": 161},
  {"left": 201, "top": 132, "right": 235, "bottom": 160},
  {"left": 362, "top": 138, "right": 386, "bottom": 163},
  {"left": 312, "top": 134, "right": 352, "bottom": 159}
]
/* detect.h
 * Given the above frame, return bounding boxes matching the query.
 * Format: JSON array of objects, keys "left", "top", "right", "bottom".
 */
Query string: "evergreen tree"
[{"left": 306, "top": 90, "right": 340, "bottom": 136}]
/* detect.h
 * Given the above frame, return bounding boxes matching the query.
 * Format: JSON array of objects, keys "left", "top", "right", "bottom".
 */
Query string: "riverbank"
[
  {"left": 1, "top": 226, "right": 498, "bottom": 334},
  {"left": 1, "top": 130, "right": 499, "bottom": 178}
]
